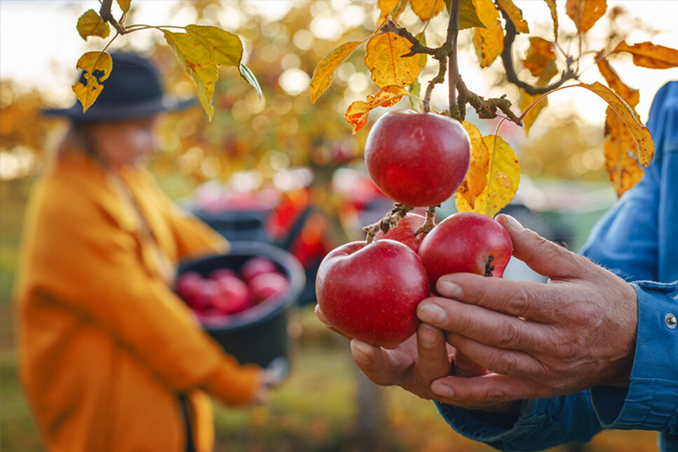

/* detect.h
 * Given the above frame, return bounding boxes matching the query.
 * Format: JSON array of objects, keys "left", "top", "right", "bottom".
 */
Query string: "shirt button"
[{"left": 666, "top": 313, "right": 677, "bottom": 330}]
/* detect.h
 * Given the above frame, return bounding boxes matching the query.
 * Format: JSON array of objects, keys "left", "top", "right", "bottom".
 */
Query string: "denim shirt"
[{"left": 435, "top": 81, "right": 678, "bottom": 452}]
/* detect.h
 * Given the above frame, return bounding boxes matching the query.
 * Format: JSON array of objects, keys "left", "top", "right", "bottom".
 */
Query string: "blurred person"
[
  {"left": 317, "top": 81, "right": 678, "bottom": 451},
  {"left": 14, "top": 51, "right": 278, "bottom": 452}
]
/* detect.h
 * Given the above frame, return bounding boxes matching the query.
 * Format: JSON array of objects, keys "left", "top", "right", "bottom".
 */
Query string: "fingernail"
[
  {"left": 351, "top": 340, "right": 372, "bottom": 364},
  {"left": 417, "top": 303, "right": 448, "bottom": 325},
  {"left": 437, "top": 281, "right": 462, "bottom": 299},
  {"left": 501, "top": 215, "right": 524, "bottom": 232},
  {"left": 431, "top": 381, "right": 453, "bottom": 398},
  {"left": 418, "top": 324, "right": 439, "bottom": 348}
]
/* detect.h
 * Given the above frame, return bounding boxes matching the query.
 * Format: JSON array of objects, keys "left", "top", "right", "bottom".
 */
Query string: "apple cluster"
[
  {"left": 177, "top": 257, "right": 289, "bottom": 323},
  {"left": 315, "top": 111, "right": 513, "bottom": 349}
]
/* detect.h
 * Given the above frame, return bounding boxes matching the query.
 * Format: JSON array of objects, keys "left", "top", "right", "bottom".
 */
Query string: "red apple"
[
  {"left": 418, "top": 212, "right": 513, "bottom": 291},
  {"left": 249, "top": 272, "right": 289, "bottom": 303},
  {"left": 374, "top": 213, "right": 428, "bottom": 253},
  {"left": 176, "top": 271, "right": 204, "bottom": 301},
  {"left": 315, "top": 239, "right": 429, "bottom": 349},
  {"left": 364, "top": 110, "right": 471, "bottom": 207},
  {"left": 191, "top": 279, "right": 220, "bottom": 310},
  {"left": 212, "top": 275, "right": 253, "bottom": 315},
  {"left": 241, "top": 257, "right": 278, "bottom": 283},
  {"left": 209, "top": 268, "right": 238, "bottom": 281}
]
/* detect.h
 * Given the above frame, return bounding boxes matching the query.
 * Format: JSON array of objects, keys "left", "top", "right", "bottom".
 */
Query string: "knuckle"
[
  {"left": 495, "top": 320, "right": 522, "bottom": 349},
  {"left": 483, "top": 385, "right": 510, "bottom": 403},
  {"left": 506, "top": 287, "right": 531, "bottom": 318},
  {"left": 492, "top": 351, "right": 518, "bottom": 375}
]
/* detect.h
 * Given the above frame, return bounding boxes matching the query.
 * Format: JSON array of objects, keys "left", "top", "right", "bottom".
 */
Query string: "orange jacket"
[{"left": 14, "top": 153, "right": 261, "bottom": 452}]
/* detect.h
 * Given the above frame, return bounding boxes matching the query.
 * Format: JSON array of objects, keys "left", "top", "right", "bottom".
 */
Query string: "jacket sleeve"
[{"left": 28, "top": 180, "right": 260, "bottom": 407}]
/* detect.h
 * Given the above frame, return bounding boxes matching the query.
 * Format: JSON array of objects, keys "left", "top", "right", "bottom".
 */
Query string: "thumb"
[{"left": 496, "top": 214, "right": 589, "bottom": 279}]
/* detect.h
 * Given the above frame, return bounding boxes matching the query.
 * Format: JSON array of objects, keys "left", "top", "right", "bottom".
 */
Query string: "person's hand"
[
  {"left": 250, "top": 363, "right": 286, "bottom": 404},
  {"left": 416, "top": 214, "right": 638, "bottom": 406}
]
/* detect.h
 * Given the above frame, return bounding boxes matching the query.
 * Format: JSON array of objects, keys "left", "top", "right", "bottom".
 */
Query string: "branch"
[
  {"left": 457, "top": 78, "right": 523, "bottom": 126},
  {"left": 100, "top": 0, "right": 128, "bottom": 35},
  {"left": 447, "top": 0, "right": 462, "bottom": 120},
  {"left": 380, "top": 20, "right": 438, "bottom": 56},
  {"left": 363, "top": 204, "right": 414, "bottom": 244}
]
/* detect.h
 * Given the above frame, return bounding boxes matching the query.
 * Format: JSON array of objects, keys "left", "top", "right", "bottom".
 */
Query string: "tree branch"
[
  {"left": 447, "top": 0, "right": 462, "bottom": 120},
  {"left": 363, "top": 204, "right": 414, "bottom": 244},
  {"left": 100, "top": 0, "right": 128, "bottom": 35}
]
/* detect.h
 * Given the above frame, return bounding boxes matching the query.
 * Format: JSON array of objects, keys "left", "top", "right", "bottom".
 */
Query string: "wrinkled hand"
[{"left": 416, "top": 214, "right": 638, "bottom": 406}]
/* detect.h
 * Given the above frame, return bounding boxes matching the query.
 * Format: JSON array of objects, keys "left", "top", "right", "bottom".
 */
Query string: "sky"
[{"left": 1, "top": 1, "right": 678, "bottom": 125}]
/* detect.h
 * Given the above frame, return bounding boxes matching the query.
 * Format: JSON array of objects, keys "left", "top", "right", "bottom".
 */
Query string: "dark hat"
[{"left": 43, "top": 51, "right": 196, "bottom": 123}]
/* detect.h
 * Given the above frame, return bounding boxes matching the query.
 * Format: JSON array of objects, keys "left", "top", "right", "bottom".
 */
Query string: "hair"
[{"left": 54, "top": 122, "right": 101, "bottom": 162}]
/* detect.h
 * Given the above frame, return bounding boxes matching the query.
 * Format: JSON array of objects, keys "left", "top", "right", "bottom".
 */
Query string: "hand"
[
  {"left": 251, "top": 363, "right": 286, "bottom": 404},
  {"left": 417, "top": 214, "right": 638, "bottom": 405}
]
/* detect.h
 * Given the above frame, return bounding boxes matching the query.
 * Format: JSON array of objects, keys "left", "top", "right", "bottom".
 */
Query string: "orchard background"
[{"left": 1, "top": 1, "right": 677, "bottom": 451}]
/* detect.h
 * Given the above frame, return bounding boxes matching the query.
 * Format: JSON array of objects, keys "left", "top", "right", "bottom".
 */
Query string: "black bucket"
[{"left": 177, "top": 241, "right": 305, "bottom": 375}]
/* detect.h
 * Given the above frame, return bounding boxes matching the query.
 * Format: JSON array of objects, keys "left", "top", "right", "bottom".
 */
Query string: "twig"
[
  {"left": 100, "top": 0, "right": 128, "bottom": 34},
  {"left": 415, "top": 206, "right": 438, "bottom": 235},
  {"left": 363, "top": 204, "right": 414, "bottom": 244},
  {"left": 447, "top": 0, "right": 462, "bottom": 120},
  {"left": 457, "top": 78, "right": 523, "bottom": 126}
]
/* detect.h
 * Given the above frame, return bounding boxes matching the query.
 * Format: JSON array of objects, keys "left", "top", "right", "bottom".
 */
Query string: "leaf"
[
  {"left": 596, "top": 55, "right": 639, "bottom": 108},
  {"left": 523, "top": 37, "right": 556, "bottom": 77},
  {"left": 613, "top": 41, "right": 678, "bottom": 69},
  {"left": 239, "top": 64, "right": 263, "bottom": 100},
  {"left": 365, "top": 29, "right": 422, "bottom": 88},
  {"left": 345, "top": 86, "right": 408, "bottom": 133},
  {"left": 518, "top": 89, "right": 548, "bottom": 136},
  {"left": 576, "top": 82, "right": 653, "bottom": 167},
  {"left": 76, "top": 9, "right": 110, "bottom": 41},
  {"left": 566, "top": 0, "right": 606, "bottom": 33},
  {"left": 117, "top": 0, "right": 131, "bottom": 13},
  {"left": 163, "top": 30, "right": 218, "bottom": 119},
  {"left": 544, "top": 0, "right": 558, "bottom": 41},
  {"left": 411, "top": 0, "right": 445, "bottom": 21},
  {"left": 496, "top": 0, "right": 529, "bottom": 34},
  {"left": 186, "top": 25, "right": 243, "bottom": 68},
  {"left": 458, "top": 0, "right": 486, "bottom": 29},
  {"left": 310, "top": 41, "right": 361, "bottom": 104},
  {"left": 71, "top": 51, "right": 112, "bottom": 112},
  {"left": 604, "top": 106, "right": 644, "bottom": 197},
  {"left": 456, "top": 134, "right": 520, "bottom": 217},
  {"left": 379, "top": 0, "right": 408, "bottom": 21},
  {"left": 455, "top": 122, "right": 489, "bottom": 210},
  {"left": 472, "top": 0, "right": 504, "bottom": 68}
]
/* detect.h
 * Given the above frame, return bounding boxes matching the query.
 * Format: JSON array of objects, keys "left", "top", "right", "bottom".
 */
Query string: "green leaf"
[
  {"left": 186, "top": 24, "right": 243, "bottom": 68},
  {"left": 72, "top": 51, "right": 112, "bottom": 112},
  {"left": 76, "top": 9, "right": 110, "bottom": 41},
  {"left": 163, "top": 30, "right": 218, "bottom": 119},
  {"left": 239, "top": 63, "right": 263, "bottom": 100}
]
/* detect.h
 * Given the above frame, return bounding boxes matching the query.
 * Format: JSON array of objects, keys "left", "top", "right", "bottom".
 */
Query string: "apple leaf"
[
  {"left": 518, "top": 89, "right": 548, "bottom": 136},
  {"left": 379, "top": 0, "right": 408, "bottom": 21},
  {"left": 365, "top": 27, "right": 422, "bottom": 88},
  {"left": 186, "top": 25, "right": 243, "bottom": 68},
  {"left": 544, "top": 0, "right": 558, "bottom": 41},
  {"left": 496, "top": 0, "right": 529, "bottom": 34},
  {"left": 345, "top": 86, "right": 408, "bottom": 134},
  {"left": 310, "top": 41, "right": 361, "bottom": 104},
  {"left": 576, "top": 82, "right": 653, "bottom": 168},
  {"left": 455, "top": 122, "right": 489, "bottom": 211},
  {"left": 163, "top": 30, "right": 218, "bottom": 119},
  {"left": 596, "top": 55, "right": 640, "bottom": 108},
  {"left": 410, "top": 0, "right": 445, "bottom": 21},
  {"left": 612, "top": 41, "right": 678, "bottom": 69},
  {"left": 454, "top": 0, "right": 486, "bottom": 30},
  {"left": 76, "top": 9, "right": 110, "bottom": 41},
  {"left": 524, "top": 37, "right": 556, "bottom": 77},
  {"left": 472, "top": 0, "right": 504, "bottom": 68},
  {"left": 566, "top": 0, "right": 606, "bottom": 33},
  {"left": 604, "top": 106, "right": 644, "bottom": 197},
  {"left": 117, "top": 0, "right": 131, "bottom": 13},
  {"left": 239, "top": 64, "right": 263, "bottom": 100},
  {"left": 72, "top": 51, "right": 112, "bottom": 113}
]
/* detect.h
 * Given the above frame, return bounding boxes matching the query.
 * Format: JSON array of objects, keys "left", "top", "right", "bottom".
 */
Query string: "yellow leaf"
[
  {"left": 345, "top": 86, "right": 408, "bottom": 134},
  {"left": 596, "top": 55, "right": 639, "bottom": 108},
  {"left": 523, "top": 37, "right": 556, "bottom": 77},
  {"left": 576, "top": 82, "right": 653, "bottom": 167},
  {"left": 365, "top": 29, "right": 422, "bottom": 88},
  {"left": 117, "top": 0, "right": 131, "bottom": 13},
  {"left": 472, "top": 0, "right": 504, "bottom": 68},
  {"left": 379, "top": 0, "right": 408, "bottom": 21},
  {"left": 457, "top": 134, "right": 520, "bottom": 217},
  {"left": 458, "top": 0, "right": 486, "bottom": 30},
  {"left": 566, "top": 0, "right": 606, "bottom": 33},
  {"left": 518, "top": 89, "right": 548, "bottom": 136},
  {"left": 604, "top": 106, "right": 644, "bottom": 196},
  {"left": 76, "top": 9, "right": 110, "bottom": 41},
  {"left": 163, "top": 31, "right": 218, "bottom": 119},
  {"left": 613, "top": 41, "right": 678, "bottom": 69},
  {"left": 411, "top": 0, "right": 445, "bottom": 21},
  {"left": 544, "top": 0, "right": 558, "bottom": 41},
  {"left": 496, "top": 0, "right": 529, "bottom": 34},
  {"left": 71, "top": 51, "right": 112, "bottom": 113},
  {"left": 186, "top": 25, "right": 243, "bottom": 68},
  {"left": 455, "top": 122, "right": 489, "bottom": 211},
  {"left": 310, "top": 41, "right": 361, "bottom": 104}
]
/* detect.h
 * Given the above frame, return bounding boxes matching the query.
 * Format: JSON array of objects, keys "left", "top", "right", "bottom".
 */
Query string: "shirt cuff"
[{"left": 590, "top": 281, "right": 678, "bottom": 433}]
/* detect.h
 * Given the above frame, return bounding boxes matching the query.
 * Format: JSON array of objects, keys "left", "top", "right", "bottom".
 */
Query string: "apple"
[
  {"left": 249, "top": 272, "right": 289, "bottom": 303},
  {"left": 315, "top": 239, "right": 429, "bottom": 349},
  {"left": 418, "top": 212, "right": 513, "bottom": 291},
  {"left": 241, "top": 257, "right": 278, "bottom": 283},
  {"left": 212, "top": 275, "right": 253, "bottom": 315},
  {"left": 374, "top": 213, "right": 428, "bottom": 253},
  {"left": 364, "top": 110, "right": 471, "bottom": 207},
  {"left": 209, "top": 268, "right": 238, "bottom": 281},
  {"left": 176, "top": 271, "right": 203, "bottom": 301}
]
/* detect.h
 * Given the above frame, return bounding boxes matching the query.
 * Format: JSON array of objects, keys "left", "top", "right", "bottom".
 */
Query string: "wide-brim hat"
[{"left": 43, "top": 51, "right": 196, "bottom": 123}]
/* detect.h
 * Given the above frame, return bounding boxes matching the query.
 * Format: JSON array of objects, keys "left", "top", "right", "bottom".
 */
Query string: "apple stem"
[
  {"left": 415, "top": 205, "right": 438, "bottom": 236},
  {"left": 363, "top": 203, "right": 414, "bottom": 244}
]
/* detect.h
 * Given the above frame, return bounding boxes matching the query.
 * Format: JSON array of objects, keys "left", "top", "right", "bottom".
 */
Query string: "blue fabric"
[{"left": 436, "top": 81, "right": 678, "bottom": 451}]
